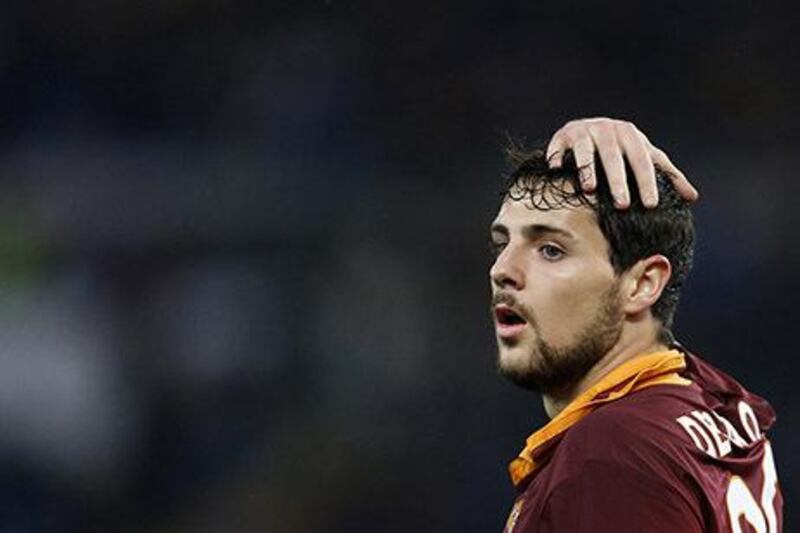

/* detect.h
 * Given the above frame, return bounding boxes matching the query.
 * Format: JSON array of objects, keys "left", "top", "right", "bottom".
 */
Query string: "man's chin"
[
  {"left": 496, "top": 346, "right": 545, "bottom": 392},
  {"left": 497, "top": 362, "right": 543, "bottom": 392},
  {"left": 496, "top": 343, "right": 526, "bottom": 368}
]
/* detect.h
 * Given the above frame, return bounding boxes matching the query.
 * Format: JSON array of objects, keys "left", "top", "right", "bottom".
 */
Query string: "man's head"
[{"left": 489, "top": 145, "right": 694, "bottom": 394}]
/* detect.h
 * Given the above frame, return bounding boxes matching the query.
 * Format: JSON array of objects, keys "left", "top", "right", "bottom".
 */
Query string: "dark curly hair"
[{"left": 502, "top": 142, "right": 695, "bottom": 332}]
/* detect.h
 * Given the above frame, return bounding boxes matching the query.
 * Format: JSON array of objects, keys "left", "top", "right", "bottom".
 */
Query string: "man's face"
[{"left": 489, "top": 188, "right": 624, "bottom": 393}]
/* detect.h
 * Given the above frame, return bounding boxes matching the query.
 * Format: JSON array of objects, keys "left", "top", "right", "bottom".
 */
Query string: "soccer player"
[{"left": 491, "top": 118, "right": 782, "bottom": 532}]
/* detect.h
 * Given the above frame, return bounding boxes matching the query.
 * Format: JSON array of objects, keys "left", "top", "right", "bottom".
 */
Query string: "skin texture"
[
  {"left": 546, "top": 117, "right": 699, "bottom": 209},
  {"left": 490, "top": 197, "right": 620, "bottom": 386},
  {"left": 490, "top": 187, "right": 673, "bottom": 418}
]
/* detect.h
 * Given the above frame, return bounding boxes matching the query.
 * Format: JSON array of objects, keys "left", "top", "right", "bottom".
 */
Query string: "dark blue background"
[{"left": 0, "top": 2, "right": 795, "bottom": 531}]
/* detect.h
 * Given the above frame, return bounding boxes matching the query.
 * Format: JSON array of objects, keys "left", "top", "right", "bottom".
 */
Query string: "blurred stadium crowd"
[{"left": 0, "top": 2, "right": 797, "bottom": 532}]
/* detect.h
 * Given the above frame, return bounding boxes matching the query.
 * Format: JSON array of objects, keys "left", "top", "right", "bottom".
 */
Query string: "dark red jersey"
[{"left": 504, "top": 350, "right": 783, "bottom": 533}]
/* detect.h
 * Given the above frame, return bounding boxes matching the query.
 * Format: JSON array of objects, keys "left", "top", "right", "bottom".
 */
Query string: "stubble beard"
[{"left": 496, "top": 283, "right": 624, "bottom": 394}]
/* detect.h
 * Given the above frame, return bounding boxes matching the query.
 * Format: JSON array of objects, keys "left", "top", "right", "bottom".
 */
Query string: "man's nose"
[{"left": 490, "top": 247, "right": 525, "bottom": 290}]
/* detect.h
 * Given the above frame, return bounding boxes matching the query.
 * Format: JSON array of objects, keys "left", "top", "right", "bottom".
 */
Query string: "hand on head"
[{"left": 546, "top": 117, "right": 699, "bottom": 209}]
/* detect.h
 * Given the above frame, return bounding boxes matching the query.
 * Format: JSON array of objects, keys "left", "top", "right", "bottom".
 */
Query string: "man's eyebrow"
[
  {"left": 490, "top": 223, "right": 575, "bottom": 241},
  {"left": 490, "top": 223, "right": 508, "bottom": 236},
  {"left": 523, "top": 224, "right": 575, "bottom": 241}
]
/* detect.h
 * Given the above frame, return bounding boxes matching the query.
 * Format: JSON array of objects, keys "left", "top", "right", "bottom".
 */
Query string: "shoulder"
[
  {"left": 511, "top": 386, "right": 712, "bottom": 532},
  {"left": 550, "top": 385, "right": 708, "bottom": 490},
  {"left": 536, "top": 457, "right": 705, "bottom": 532},
  {"left": 557, "top": 384, "right": 701, "bottom": 469},
  {"left": 533, "top": 386, "right": 707, "bottom": 531}
]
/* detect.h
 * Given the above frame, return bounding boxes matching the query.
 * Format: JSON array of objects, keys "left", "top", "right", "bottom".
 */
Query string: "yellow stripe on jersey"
[{"left": 509, "top": 350, "right": 692, "bottom": 486}]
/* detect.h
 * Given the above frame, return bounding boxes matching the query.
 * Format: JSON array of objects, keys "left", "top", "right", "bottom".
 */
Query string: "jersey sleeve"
[{"left": 533, "top": 459, "right": 704, "bottom": 533}]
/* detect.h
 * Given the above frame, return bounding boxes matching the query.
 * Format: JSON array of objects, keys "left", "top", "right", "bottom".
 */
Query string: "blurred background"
[{"left": 0, "top": 1, "right": 797, "bottom": 531}]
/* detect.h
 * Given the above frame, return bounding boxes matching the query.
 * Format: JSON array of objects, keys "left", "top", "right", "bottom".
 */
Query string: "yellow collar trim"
[{"left": 509, "top": 350, "right": 691, "bottom": 487}]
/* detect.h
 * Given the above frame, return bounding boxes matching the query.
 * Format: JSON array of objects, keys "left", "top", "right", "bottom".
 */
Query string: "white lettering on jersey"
[
  {"left": 712, "top": 410, "right": 749, "bottom": 449},
  {"left": 676, "top": 400, "right": 760, "bottom": 458},
  {"left": 739, "top": 401, "right": 762, "bottom": 442},
  {"left": 692, "top": 410, "right": 732, "bottom": 457},
  {"left": 726, "top": 441, "right": 779, "bottom": 533},
  {"left": 676, "top": 415, "right": 718, "bottom": 458}
]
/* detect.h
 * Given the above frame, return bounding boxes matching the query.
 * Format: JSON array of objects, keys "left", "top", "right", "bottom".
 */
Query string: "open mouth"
[{"left": 494, "top": 305, "right": 527, "bottom": 330}]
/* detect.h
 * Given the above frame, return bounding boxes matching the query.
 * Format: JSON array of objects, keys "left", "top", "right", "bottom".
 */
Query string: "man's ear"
[{"left": 621, "top": 255, "right": 672, "bottom": 315}]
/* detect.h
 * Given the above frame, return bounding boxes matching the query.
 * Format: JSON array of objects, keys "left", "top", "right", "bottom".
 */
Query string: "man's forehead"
[{"left": 493, "top": 194, "right": 597, "bottom": 233}]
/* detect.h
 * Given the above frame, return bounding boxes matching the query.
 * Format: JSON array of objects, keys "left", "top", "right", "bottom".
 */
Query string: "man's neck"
[{"left": 541, "top": 325, "right": 670, "bottom": 419}]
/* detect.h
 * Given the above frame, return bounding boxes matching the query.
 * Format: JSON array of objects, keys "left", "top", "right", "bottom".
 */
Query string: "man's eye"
[
  {"left": 489, "top": 240, "right": 507, "bottom": 256},
  {"left": 539, "top": 244, "right": 565, "bottom": 260}
]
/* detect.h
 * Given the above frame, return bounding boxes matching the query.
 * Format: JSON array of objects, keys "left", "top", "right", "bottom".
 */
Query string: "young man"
[{"left": 491, "top": 118, "right": 782, "bottom": 532}]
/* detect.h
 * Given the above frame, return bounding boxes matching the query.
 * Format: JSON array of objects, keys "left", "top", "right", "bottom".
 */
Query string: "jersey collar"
[{"left": 509, "top": 350, "right": 691, "bottom": 487}]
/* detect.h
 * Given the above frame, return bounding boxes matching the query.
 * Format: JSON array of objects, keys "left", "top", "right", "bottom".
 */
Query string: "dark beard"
[{"left": 497, "top": 284, "right": 623, "bottom": 394}]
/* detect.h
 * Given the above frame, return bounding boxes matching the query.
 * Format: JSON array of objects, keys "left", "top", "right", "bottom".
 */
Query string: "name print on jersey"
[
  {"left": 676, "top": 400, "right": 760, "bottom": 458},
  {"left": 677, "top": 401, "right": 780, "bottom": 533}
]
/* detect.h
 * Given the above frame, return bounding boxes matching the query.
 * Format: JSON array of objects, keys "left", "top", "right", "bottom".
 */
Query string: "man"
[{"left": 491, "top": 118, "right": 782, "bottom": 532}]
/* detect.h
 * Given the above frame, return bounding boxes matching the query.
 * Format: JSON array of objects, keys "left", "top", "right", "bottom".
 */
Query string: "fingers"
[
  {"left": 618, "top": 126, "right": 657, "bottom": 208},
  {"left": 547, "top": 122, "right": 597, "bottom": 191},
  {"left": 547, "top": 117, "right": 699, "bottom": 209},
  {"left": 650, "top": 147, "right": 700, "bottom": 202},
  {"left": 589, "top": 123, "right": 629, "bottom": 208},
  {"left": 546, "top": 135, "right": 566, "bottom": 169},
  {"left": 572, "top": 136, "right": 597, "bottom": 192},
  {"left": 548, "top": 118, "right": 630, "bottom": 206}
]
